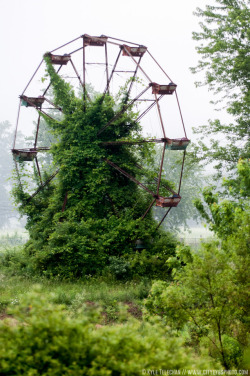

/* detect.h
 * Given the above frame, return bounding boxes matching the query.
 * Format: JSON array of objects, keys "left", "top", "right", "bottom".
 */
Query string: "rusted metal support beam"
[
  {"left": 104, "top": 42, "right": 109, "bottom": 95},
  {"left": 135, "top": 95, "right": 163, "bottom": 123},
  {"left": 101, "top": 138, "right": 167, "bottom": 146},
  {"left": 154, "top": 93, "right": 166, "bottom": 138},
  {"left": 86, "top": 62, "right": 107, "bottom": 65},
  {"left": 13, "top": 98, "right": 21, "bottom": 150},
  {"left": 103, "top": 49, "right": 122, "bottom": 95},
  {"left": 104, "top": 35, "right": 142, "bottom": 46},
  {"left": 178, "top": 150, "right": 186, "bottom": 195},
  {"left": 105, "top": 159, "right": 157, "bottom": 197},
  {"left": 156, "top": 142, "right": 166, "bottom": 196},
  {"left": 13, "top": 147, "right": 50, "bottom": 153},
  {"left": 98, "top": 85, "right": 150, "bottom": 136},
  {"left": 36, "top": 147, "right": 51, "bottom": 151},
  {"left": 70, "top": 58, "right": 84, "bottom": 86},
  {"left": 136, "top": 99, "right": 156, "bottom": 101},
  {"left": 50, "top": 35, "right": 82, "bottom": 53},
  {"left": 20, "top": 96, "right": 55, "bottom": 120},
  {"left": 34, "top": 114, "right": 41, "bottom": 148},
  {"left": 147, "top": 50, "right": 173, "bottom": 82},
  {"left": 70, "top": 59, "right": 91, "bottom": 102},
  {"left": 135, "top": 163, "right": 177, "bottom": 196},
  {"left": 13, "top": 159, "right": 22, "bottom": 187},
  {"left": 175, "top": 91, "right": 187, "bottom": 139},
  {"left": 36, "top": 108, "right": 54, "bottom": 121},
  {"left": 114, "top": 70, "right": 136, "bottom": 73},
  {"left": 43, "top": 97, "right": 63, "bottom": 112},
  {"left": 125, "top": 55, "right": 142, "bottom": 102},
  {"left": 69, "top": 46, "right": 83, "bottom": 55},
  {"left": 27, "top": 169, "right": 59, "bottom": 202},
  {"left": 123, "top": 45, "right": 151, "bottom": 83},
  {"left": 22, "top": 59, "right": 43, "bottom": 95},
  {"left": 35, "top": 156, "right": 43, "bottom": 185},
  {"left": 141, "top": 198, "right": 156, "bottom": 220},
  {"left": 156, "top": 207, "right": 172, "bottom": 230},
  {"left": 101, "top": 137, "right": 189, "bottom": 149}
]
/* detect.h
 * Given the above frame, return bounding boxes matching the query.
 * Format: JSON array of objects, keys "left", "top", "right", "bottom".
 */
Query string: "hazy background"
[{"left": 1, "top": 0, "right": 225, "bottom": 128}]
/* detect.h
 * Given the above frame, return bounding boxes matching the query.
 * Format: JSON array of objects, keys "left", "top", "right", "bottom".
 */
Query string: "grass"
[
  {"left": 0, "top": 231, "right": 152, "bottom": 323},
  {"left": 0, "top": 226, "right": 213, "bottom": 323},
  {"left": 0, "top": 230, "right": 159, "bottom": 324},
  {"left": 0, "top": 272, "right": 151, "bottom": 323}
]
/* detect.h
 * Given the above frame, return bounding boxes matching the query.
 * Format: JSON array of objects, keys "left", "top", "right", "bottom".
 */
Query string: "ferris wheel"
[{"left": 12, "top": 34, "right": 190, "bottom": 227}]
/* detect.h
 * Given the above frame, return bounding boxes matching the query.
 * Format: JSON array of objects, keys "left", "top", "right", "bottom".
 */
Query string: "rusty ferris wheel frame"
[{"left": 12, "top": 34, "right": 190, "bottom": 228}]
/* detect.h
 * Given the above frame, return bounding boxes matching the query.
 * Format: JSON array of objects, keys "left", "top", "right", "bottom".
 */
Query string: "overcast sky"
[{"left": 0, "top": 0, "right": 230, "bottom": 140}]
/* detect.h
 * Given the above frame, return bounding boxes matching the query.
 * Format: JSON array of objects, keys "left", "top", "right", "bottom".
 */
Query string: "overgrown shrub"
[
  {"left": 106, "top": 256, "right": 131, "bottom": 280},
  {"left": 103, "top": 232, "right": 179, "bottom": 281},
  {"left": 0, "top": 287, "right": 216, "bottom": 375},
  {"left": 0, "top": 247, "right": 35, "bottom": 278},
  {"left": 12, "top": 56, "right": 179, "bottom": 278},
  {"left": 144, "top": 241, "right": 249, "bottom": 369}
]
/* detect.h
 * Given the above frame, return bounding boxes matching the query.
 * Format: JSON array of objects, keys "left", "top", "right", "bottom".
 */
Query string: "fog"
[{"left": 0, "top": 0, "right": 231, "bottom": 234}]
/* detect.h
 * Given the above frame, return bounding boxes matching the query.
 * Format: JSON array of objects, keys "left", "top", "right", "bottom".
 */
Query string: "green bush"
[
  {"left": 0, "top": 247, "right": 35, "bottom": 278},
  {"left": 103, "top": 233, "right": 179, "bottom": 281},
  {"left": 144, "top": 242, "right": 249, "bottom": 369},
  {"left": 105, "top": 250, "right": 175, "bottom": 281},
  {"left": 0, "top": 287, "right": 216, "bottom": 375},
  {"left": 128, "top": 235, "right": 178, "bottom": 280},
  {"left": 201, "top": 335, "right": 244, "bottom": 369},
  {"left": 106, "top": 256, "right": 131, "bottom": 280},
  {"left": 0, "top": 231, "right": 180, "bottom": 281}
]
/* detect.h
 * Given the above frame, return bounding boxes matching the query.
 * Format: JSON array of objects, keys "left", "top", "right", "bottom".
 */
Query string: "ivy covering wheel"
[{"left": 12, "top": 35, "right": 189, "bottom": 278}]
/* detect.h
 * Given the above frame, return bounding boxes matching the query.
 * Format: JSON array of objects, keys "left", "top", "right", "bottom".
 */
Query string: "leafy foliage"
[
  {"left": 144, "top": 237, "right": 249, "bottom": 368},
  {"left": 0, "top": 287, "right": 215, "bottom": 375},
  {"left": 144, "top": 162, "right": 250, "bottom": 368},
  {"left": 193, "top": 158, "right": 250, "bottom": 239},
  {"left": 104, "top": 232, "right": 179, "bottom": 280},
  {"left": 12, "top": 56, "right": 177, "bottom": 278},
  {"left": 191, "top": 0, "right": 250, "bottom": 174}
]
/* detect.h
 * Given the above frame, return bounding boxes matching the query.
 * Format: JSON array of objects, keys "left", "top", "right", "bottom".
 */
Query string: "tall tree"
[{"left": 191, "top": 0, "right": 250, "bottom": 175}]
